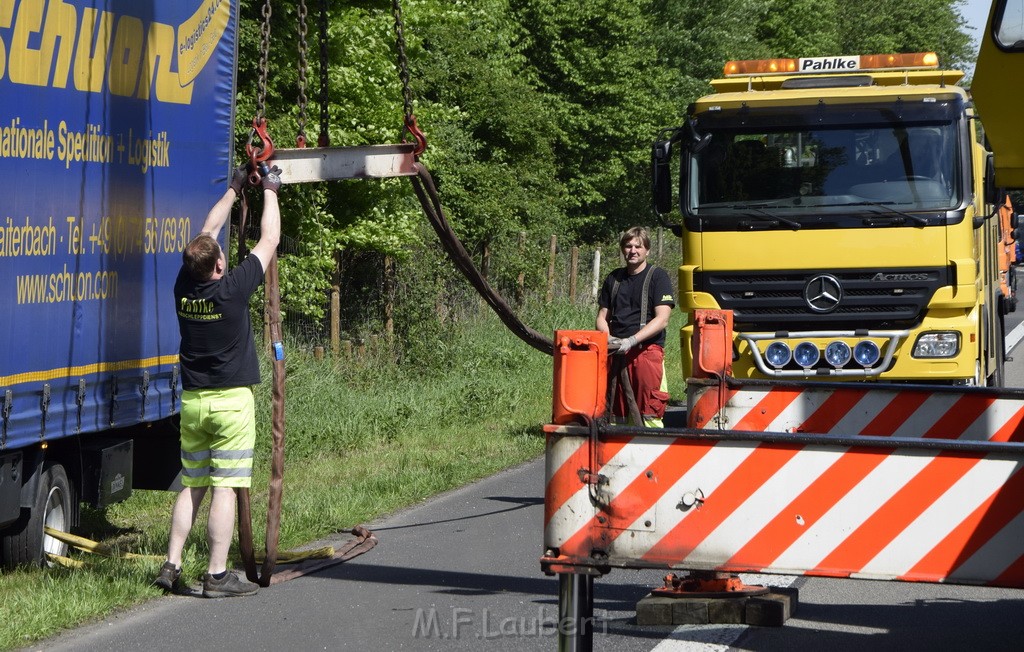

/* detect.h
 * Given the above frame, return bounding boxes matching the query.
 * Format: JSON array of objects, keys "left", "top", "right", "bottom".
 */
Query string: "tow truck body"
[
  {"left": 543, "top": 4, "right": 1024, "bottom": 647},
  {"left": 653, "top": 53, "right": 1009, "bottom": 385}
]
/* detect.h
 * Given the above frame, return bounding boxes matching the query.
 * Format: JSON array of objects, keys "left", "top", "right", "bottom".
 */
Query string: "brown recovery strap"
[
  {"left": 232, "top": 189, "right": 286, "bottom": 587},
  {"left": 408, "top": 163, "right": 554, "bottom": 356}
]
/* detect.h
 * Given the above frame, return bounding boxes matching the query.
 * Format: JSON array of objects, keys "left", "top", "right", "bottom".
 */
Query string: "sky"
[{"left": 962, "top": 0, "right": 993, "bottom": 72}]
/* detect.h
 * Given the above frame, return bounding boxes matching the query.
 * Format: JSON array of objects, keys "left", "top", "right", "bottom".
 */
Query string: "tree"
[
  {"left": 836, "top": 0, "right": 972, "bottom": 69},
  {"left": 511, "top": 0, "right": 680, "bottom": 239},
  {"left": 410, "top": 0, "right": 566, "bottom": 258},
  {"left": 756, "top": 0, "right": 841, "bottom": 58}
]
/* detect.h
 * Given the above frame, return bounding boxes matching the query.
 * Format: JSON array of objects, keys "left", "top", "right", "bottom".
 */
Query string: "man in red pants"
[{"left": 596, "top": 227, "right": 675, "bottom": 427}]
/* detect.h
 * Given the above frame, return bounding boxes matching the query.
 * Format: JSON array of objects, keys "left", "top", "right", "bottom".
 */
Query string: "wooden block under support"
[
  {"left": 635, "top": 587, "right": 797, "bottom": 627},
  {"left": 270, "top": 143, "right": 417, "bottom": 183}
]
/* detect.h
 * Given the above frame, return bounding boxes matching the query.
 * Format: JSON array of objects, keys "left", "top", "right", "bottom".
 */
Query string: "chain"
[
  {"left": 296, "top": 0, "right": 309, "bottom": 147},
  {"left": 255, "top": 0, "right": 272, "bottom": 121},
  {"left": 391, "top": 0, "right": 414, "bottom": 135},
  {"left": 317, "top": 0, "right": 330, "bottom": 146}
]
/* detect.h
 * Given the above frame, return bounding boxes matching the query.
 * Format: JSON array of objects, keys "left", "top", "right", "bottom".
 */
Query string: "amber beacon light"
[{"left": 724, "top": 52, "right": 939, "bottom": 76}]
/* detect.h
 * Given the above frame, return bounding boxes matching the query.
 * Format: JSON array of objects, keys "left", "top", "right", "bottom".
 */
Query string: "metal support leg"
[{"left": 558, "top": 573, "right": 594, "bottom": 652}]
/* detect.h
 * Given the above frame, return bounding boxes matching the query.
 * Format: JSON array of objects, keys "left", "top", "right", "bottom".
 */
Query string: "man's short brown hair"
[
  {"left": 619, "top": 226, "right": 651, "bottom": 250},
  {"left": 183, "top": 233, "right": 221, "bottom": 281}
]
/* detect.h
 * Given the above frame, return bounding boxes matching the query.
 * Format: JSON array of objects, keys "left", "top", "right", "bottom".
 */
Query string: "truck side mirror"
[
  {"left": 652, "top": 140, "right": 673, "bottom": 215},
  {"left": 984, "top": 154, "right": 997, "bottom": 208}
]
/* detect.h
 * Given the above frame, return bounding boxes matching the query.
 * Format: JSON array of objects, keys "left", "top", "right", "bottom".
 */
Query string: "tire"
[{"left": 0, "top": 463, "right": 72, "bottom": 568}]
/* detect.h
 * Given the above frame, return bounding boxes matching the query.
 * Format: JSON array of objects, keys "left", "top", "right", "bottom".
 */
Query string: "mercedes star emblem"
[{"left": 804, "top": 274, "right": 843, "bottom": 313}]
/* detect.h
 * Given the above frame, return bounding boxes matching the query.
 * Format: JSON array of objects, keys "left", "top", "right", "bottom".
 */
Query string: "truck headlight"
[{"left": 912, "top": 332, "right": 960, "bottom": 358}]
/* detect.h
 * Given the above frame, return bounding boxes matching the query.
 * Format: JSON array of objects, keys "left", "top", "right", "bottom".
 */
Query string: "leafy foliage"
[{"left": 233, "top": 0, "right": 976, "bottom": 340}]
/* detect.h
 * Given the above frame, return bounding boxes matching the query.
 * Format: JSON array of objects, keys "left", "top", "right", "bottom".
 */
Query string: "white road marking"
[{"left": 1007, "top": 319, "right": 1024, "bottom": 355}]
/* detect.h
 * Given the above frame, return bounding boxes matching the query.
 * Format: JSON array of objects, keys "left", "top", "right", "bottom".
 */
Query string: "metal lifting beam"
[{"left": 269, "top": 143, "right": 418, "bottom": 183}]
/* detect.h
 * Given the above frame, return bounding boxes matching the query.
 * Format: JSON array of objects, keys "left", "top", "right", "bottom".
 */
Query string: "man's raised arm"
[
  {"left": 250, "top": 165, "right": 282, "bottom": 272},
  {"left": 199, "top": 165, "right": 248, "bottom": 238}
]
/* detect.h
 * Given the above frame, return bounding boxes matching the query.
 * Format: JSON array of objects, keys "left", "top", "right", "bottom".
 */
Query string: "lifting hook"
[
  {"left": 404, "top": 115, "right": 427, "bottom": 157},
  {"left": 246, "top": 117, "right": 276, "bottom": 184}
]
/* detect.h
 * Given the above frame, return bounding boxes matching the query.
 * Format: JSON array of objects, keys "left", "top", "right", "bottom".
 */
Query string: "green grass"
[{"left": 0, "top": 300, "right": 687, "bottom": 649}]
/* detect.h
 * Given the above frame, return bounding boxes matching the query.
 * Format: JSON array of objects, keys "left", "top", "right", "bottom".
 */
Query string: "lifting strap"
[
  {"left": 408, "top": 163, "right": 554, "bottom": 355},
  {"left": 234, "top": 189, "right": 286, "bottom": 587},
  {"left": 389, "top": 0, "right": 552, "bottom": 355}
]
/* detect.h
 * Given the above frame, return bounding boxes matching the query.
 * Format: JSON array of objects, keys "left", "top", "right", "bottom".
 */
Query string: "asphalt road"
[
  {"left": 28, "top": 312, "right": 1024, "bottom": 652},
  {"left": 33, "top": 458, "right": 681, "bottom": 652}
]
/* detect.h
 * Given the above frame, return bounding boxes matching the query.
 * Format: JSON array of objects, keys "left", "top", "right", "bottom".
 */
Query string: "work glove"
[
  {"left": 229, "top": 164, "right": 250, "bottom": 194},
  {"left": 613, "top": 335, "right": 638, "bottom": 355},
  {"left": 259, "top": 163, "right": 283, "bottom": 194}
]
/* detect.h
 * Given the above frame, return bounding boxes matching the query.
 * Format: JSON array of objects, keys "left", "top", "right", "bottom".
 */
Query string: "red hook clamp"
[
  {"left": 404, "top": 115, "right": 427, "bottom": 157},
  {"left": 246, "top": 117, "right": 275, "bottom": 185}
]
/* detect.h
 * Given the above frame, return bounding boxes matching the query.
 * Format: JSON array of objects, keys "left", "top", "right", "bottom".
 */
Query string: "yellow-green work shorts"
[{"left": 179, "top": 387, "right": 256, "bottom": 488}]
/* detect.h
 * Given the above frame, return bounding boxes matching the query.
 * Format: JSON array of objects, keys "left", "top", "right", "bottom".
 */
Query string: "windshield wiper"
[
  {"left": 730, "top": 205, "right": 802, "bottom": 230},
  {"left": 822, "top": 200, "right": 930, "bottom": 226}
]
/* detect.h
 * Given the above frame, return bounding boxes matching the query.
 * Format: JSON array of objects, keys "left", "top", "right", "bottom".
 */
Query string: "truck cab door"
[{"left": 973, "top": 0, "right": 1024, "bottom": 187}]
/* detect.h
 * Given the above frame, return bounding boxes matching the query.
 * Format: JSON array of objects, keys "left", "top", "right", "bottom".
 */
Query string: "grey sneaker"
[
  {"left": 202, "top": 571, "right": 259, "bottom": 598},
  {"left": 153, "top": 561, "right": 181, "bottom": 593}
]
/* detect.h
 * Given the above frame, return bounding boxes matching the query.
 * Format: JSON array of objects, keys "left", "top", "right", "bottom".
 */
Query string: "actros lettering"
[
  {"left": 0, "top": 0, "right": 195, "bottom": 104},
  {"left": 872, "top": 272, "right": 930, "bottom": 281}
]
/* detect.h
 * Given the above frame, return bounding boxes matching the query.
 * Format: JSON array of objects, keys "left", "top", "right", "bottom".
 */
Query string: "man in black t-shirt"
[
  {"left": 153, "top": 164, "right": 281, "bottom": 598},
  {"left": 596, "top": 226, "right": 675, "bottom": 427}
]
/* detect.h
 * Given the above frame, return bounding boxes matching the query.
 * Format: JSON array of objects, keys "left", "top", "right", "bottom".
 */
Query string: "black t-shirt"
[
  {"left": 174, "top": 253, "right": 264, "bottom": 390},
  {"left": 598, "top": 265, "right": 675, "bottom": 347}
]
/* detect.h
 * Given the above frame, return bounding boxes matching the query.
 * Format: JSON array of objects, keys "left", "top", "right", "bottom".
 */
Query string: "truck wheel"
[{"left": 0, "top": 463, "right": 72, "bottom": 568}]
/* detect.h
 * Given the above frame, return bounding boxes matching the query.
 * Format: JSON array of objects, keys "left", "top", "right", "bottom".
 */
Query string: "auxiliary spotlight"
[
  {"left": 793, "top": 342, "right": 820, "bottom": 369},
  {"left": 853, "top": 340, "right": 881, "bottom": 367},
  {"left": 824, "top": 341, "right": 852, "bottom": 368},
  {"left": 765, "top": 342, "right": 792, "bottom": 368}
]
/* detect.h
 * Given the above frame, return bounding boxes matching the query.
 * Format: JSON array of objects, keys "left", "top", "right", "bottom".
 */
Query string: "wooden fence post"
[
  {"left": 480, "top": 242, "right": 491, "bottom": 311},
  {"left": 569, "top": 246, "right": 579, "bottom": 302},
  {"left": 591, "top": 249, "right": 602, "bottom": 301},
  {"left": 331, "top": 251, "right": 341, "bottom": 358},
  {"left": 516, "top": 231, "right": 526, "bottom": 304},
  {"left": 384, "top": 255, "right": 395, "bottom": 337},
  {"left": 546, "top": 234, "right": 557, "bottom": 303}
]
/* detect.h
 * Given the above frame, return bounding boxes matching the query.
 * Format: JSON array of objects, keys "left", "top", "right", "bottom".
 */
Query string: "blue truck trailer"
[{"left": 0, "top": 0, "right": 238, "bottom": 566}]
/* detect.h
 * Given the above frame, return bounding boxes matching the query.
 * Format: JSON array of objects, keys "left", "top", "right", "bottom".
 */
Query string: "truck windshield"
[{"left": 688, "top": 101, "right": 962, "bottom": 221}]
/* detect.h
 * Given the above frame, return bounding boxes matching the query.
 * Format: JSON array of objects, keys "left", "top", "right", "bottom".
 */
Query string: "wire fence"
[{"left": 269, "top": 226, "right": 681, "bottom": 357}]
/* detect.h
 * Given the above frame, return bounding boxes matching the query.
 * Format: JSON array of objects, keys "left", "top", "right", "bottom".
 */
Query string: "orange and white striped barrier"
[{"left": 541, "top": 331, "right": 1024, "bottom": 588}]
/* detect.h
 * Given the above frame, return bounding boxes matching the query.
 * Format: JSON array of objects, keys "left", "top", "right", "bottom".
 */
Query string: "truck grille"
[{"left": 695, "top": 267, "right": 948, "bottom": 331}]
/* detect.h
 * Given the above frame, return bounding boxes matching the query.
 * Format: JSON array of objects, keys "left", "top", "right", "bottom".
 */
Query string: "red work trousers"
[{"left": 608, "top": 344, "right": 669, "bottom": 422}]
